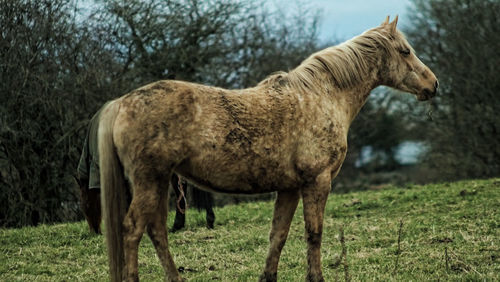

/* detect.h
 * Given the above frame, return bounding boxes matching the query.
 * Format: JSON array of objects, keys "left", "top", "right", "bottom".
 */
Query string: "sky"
[{"left": 307, "top": 0, "right": 414, "bottom": 42}]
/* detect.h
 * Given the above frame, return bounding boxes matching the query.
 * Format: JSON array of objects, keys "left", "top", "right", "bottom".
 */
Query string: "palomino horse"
[{"left": 98, "top": 16, "right": 437, "bottom": 281}]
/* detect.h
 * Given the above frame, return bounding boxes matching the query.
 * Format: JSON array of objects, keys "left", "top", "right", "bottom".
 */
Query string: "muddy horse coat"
[{"left": 98, "top": 17, "right": 438, "bottom": 281}]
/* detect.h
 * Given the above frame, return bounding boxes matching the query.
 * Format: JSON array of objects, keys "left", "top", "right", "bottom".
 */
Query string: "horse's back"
[
  {"left": 112, "top": 78, "right": 348, "bottom": 194},
  {"left": 111, "top": 80, "right": 302, "bottom": 193}
]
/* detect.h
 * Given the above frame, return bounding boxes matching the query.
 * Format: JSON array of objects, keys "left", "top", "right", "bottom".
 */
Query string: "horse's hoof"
[
  {"left": 305, "top": 273, "right": 324, "bottom": 282},
  {"left": 258, "top": 272, "right": 277, "bottom": 282},
  {"left": 169, "top": 225, "right": 184, "bottom": 233}
]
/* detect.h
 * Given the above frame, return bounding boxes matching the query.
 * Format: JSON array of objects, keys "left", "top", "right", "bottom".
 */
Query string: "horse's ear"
[
  {"left": 389, "top": 15, "right": 399, "bottom": 33},
  {"left": 382, "top": 16, "right": 390, "bottom": 26}
]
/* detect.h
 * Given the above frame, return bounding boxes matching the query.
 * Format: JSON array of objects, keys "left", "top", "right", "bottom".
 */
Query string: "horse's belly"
[{"left": 175, "top": 157, "right": 299, "bottom": 194}]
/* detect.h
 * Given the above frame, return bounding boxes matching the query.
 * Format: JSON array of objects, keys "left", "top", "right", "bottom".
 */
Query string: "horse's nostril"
[{"left": 434, "top": 80, "right": 439, "bottom": 90}]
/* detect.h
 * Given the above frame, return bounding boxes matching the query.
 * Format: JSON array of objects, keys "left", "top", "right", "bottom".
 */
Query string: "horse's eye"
[{"left": 400, "top": 49, "right": 411, "bottom": 57}]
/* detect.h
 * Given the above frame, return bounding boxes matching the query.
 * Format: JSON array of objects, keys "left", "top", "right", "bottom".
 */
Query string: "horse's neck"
[
  {"left": 337, "top": 78, "right": 379, "bottom": 124},
  {"left": 318, "top": 64, "right": 380, "bottom": 127},
  {"left": 289, "top": 47, "right": 383, "bottom": 126}
]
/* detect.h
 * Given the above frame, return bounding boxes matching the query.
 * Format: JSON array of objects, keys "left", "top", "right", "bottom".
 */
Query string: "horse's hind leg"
[
  {"left": 204, "top": 192, "right": 215, "bottom": 229},
  {"left": 205, "top": 204, "right": 215, "bottom": 229},
  {"left": 301, "top": 173, "right": 331, "bottom": 282},
  {"left": 122, "top": 179, "right": 169, "bottom": 281},
  {"left": 260, "top": 190, "right": 300, "bottom": 282},
  {"left": 146, "top": 183, "right": 182, "bottom": 281}
]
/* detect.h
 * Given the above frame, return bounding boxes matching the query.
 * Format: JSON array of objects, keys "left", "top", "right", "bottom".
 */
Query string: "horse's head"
[
  {"left": 74, "top": 175, "right": 102, "bottom": 234},
  {"left": 376, "top": 16, "right": 438, "bottom": 101}
]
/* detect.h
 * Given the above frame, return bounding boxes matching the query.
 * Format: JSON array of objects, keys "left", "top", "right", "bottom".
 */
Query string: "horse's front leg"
[
  {"left": 301, "top": 171, "right": 331, "bottom": 282},
  {"left": 260, "top": 190, "right": 300, "bottom": 282}
]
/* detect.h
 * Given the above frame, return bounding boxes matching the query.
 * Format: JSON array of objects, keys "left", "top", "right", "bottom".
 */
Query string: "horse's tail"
[{"left": 98, "top": 99, "right": 127, "bottom": 282}]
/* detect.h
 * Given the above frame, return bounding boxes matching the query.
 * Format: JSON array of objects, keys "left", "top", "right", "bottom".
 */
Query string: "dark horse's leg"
[
  {"left": 192, "top": 187, "right": 215, "bottom": 229},
  {"left": 259, "top": 190, "right": 300, "bottom": 282},
  {"left": 171, "top": 176, "right": 216, "bottom": 231},
  {"left": 170, "top": 174, "right": 186, "bottom": 232},
  {"left": 205, "top": 194, "right": 215, "bottom": 229}
]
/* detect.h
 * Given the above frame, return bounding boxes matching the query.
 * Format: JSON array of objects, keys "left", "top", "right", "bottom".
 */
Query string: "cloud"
[{"left": 312, "top": 0, "right": 412, "bottom": 41}]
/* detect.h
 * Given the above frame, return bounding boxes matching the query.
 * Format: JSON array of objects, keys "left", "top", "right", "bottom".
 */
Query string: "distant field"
[{"left": 1, "top": 178, "right": 499, "bottom": 281}]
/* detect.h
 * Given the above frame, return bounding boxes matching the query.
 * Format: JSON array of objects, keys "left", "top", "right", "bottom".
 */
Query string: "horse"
[
  {"left": 75, "top": 109, "right": 215, "bottom": 235},
  {"left": 75, "top": 175, "right": 103, "bottom": 234},
  {"left": 97, "top": 16, "right": 438, "bottom": 282},
  {"left": 75, "top": 171, "right": 215, "bottom": 234},
  {"left": 170, "top": 173, "right": 215, "bottom": 232}
]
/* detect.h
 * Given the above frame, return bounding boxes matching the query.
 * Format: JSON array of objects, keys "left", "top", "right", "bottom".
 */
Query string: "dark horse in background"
[
  {"left": 170, "top": 173, "right": 215, "bottom": 232},
  {"left": 75, "top": 108, "right": 214, "bottom": 234}
]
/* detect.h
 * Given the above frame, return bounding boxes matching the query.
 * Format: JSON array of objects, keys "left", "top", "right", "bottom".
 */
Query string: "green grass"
[{"left": 1, "top": 178, "right": 499, "bottom": 281}]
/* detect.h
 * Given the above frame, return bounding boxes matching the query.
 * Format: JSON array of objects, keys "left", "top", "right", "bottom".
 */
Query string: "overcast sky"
[{"left": 307, "top": 0, "right": 413, "bottom": 42}]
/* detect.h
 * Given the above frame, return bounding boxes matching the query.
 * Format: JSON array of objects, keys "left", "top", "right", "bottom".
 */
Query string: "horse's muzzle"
[{"left": 419, "top": 80, "right": 438, "bottom": 101}]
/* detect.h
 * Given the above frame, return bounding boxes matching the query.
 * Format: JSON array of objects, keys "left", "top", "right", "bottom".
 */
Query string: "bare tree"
[
  {"left": 0, "top": 0, "right": 321, "bottom": 227},
  {"left": 405, "top": 0, "right": 500, "bottom": 180}
]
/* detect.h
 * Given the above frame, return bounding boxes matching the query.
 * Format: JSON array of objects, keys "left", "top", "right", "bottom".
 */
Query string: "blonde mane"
[
  {"left": 257, "top": 71, "right": 288, "bottom": 86},
  {"left": 285, "top": 26, "right": 406, "bottom": 92}
]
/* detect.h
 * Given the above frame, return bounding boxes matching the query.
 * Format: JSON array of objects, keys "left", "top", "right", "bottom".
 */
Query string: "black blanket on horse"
[{"left": 77, "top": 106, "right": 104, "bottom": 189}]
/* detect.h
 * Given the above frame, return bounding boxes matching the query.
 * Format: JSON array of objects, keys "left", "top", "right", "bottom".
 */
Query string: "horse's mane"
[
  {"left": 257, "top": 71, "right": 288, "bottom": 86},
  {"left": 285, "top": 26, "right": 404, "bottom": 92}
]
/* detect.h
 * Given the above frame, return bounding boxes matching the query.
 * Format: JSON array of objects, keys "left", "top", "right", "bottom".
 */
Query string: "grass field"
[{"left": 1, "top": 178, "right": 499, "bottom": 281}]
